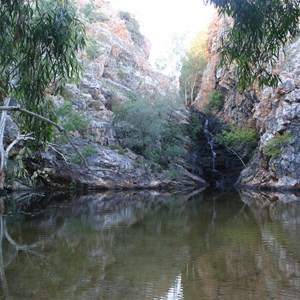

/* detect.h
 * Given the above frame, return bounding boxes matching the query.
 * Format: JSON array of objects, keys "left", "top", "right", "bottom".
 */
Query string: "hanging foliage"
[
  {"left": 0, "top": 0, "right": 85, "bottom": 144},
  {"left": 206, "top": 0, "right": 300, "bottom": 90}
]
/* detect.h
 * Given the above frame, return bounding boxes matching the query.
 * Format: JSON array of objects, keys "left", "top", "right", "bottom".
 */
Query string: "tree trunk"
[
  {"left": 190, "top": 77, "right": 197, "bottom": 105},
  {"left": 184, "top": 86, "right": 188, "bottom": 106},
  {"left": 0, "top": 99, "right": 9, "bottom": 191},
  {"left": 0, "top": 173, "right": 5, "bottom": 191}
]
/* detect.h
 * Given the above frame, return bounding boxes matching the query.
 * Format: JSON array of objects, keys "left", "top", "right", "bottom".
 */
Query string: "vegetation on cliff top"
[{"left": 216, "top": 125, "right": 259, "bottom": 165}]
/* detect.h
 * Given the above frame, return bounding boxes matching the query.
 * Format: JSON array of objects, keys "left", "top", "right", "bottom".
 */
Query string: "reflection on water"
[{"left": 0, "top": 189, "right": 300, "bottom": 299}]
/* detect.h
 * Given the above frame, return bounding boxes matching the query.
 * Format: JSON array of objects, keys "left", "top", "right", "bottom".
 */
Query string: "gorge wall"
[
  {"left": 7, "top": 0, "right": 206, "bottom": 190},
  {"left": 194, "top": 15, "right": 300, "bottom": 190}
]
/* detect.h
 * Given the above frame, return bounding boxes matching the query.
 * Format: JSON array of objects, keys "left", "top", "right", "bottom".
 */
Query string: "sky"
[{"left": 109, "top": 0, "right": 215, "bottom": 68}]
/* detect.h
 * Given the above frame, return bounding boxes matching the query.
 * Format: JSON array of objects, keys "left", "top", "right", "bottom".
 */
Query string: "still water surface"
[{"left": 1, "top": 189, "right": 300, "bottom": 299}]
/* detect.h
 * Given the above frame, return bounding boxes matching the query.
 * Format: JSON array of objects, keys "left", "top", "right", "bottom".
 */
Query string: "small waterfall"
[{"left": 204, "top": 119, "right": 217, "bottom": 172}]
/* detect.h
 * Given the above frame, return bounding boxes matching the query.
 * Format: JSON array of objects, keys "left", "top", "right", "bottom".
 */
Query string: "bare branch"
[
  {"left": 0, "top": 106, "right": 93, "bottom": 172},
  {"left": 5, "top": 134, "right": 34, "bottom": 158},
  {"left": 0, "top": 217, "right": 8, "bottom": 298},
  {"left": 0, "top": 106, "right": 65, "bottom": 131},
  {"left": 223, "top": 144, "right": 246, "bottom": 167},
  {"left": 48, "top": 143, "right": 70, "bottom": 164},
  {"left": 0, "top": 99, "right": 10, "bottom": 171}
]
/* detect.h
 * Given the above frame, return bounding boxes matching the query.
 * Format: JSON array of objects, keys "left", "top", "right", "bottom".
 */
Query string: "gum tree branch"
[{"left": 0, "top": 106, "right": 92, "bottom": 172}]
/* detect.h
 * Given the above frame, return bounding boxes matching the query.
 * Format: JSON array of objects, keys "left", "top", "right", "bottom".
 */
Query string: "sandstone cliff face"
[
  {"left": 14, "top": 0, "right": 206, "bottom": 190},
  {"left": 194, "top": 16, "right": 300, "bottom": 190},
  {"left": 195, "top": 15, "right": 258, "bottom": 127},
  {"left": 76, "top": 0, "right": 170, "bottom": 97},
  {"left": 60, "top": 0, "right": 172, "bottom": 149}
]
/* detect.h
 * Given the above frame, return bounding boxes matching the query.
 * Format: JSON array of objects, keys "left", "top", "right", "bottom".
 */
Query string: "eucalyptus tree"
[
  {"left": 0, "top": 0, "right": 86, "bottom": 189},
  {"left": 180, "top": 31, "right": 208, "bottom": 106},
  {"left": 206, "top": 0, "right": 300, "bottom": 90},
  {"left": 181, "top": 53, "right": 207, "bottom": 105}
]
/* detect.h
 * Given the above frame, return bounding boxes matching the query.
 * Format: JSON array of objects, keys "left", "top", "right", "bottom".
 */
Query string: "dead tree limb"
[{"left": 0, "top": 106, "right": 93, "bottom": 172}]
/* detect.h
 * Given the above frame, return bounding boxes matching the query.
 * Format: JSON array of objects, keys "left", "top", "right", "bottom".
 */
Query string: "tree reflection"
[
  {"left": 0, "top": 190, "right": 299, "bottom": 299},
  {"left": 0, "top": 199, "right": 8, "bottom": 299},
  {"left": 0, "top": 194, "right": 53, "bottom": 299}
]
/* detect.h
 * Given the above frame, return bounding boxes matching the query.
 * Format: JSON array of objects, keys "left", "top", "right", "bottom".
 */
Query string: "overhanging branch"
[
  {"left": 0, "top": 106, "right": 93, "bottom": 172},
  {"left": 223, "top": 144, "right": 246, "bottom": 167}
]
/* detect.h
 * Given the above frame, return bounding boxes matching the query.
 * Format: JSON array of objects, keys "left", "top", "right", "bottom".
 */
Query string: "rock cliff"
[
  {"left": 6, "top": 0, "right": 207, "bottom": 191},
  {"left": 194, "top": 15, "right": 300, "bottom": 190},
  {"left": 239, "top": 42, "right": 300, "bottom": 189}
]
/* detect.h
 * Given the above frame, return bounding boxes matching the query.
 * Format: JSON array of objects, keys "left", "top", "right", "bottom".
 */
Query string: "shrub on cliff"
[
  {"left": 205, "top": 90, "right": 223, "bottom": 113},
  {"left": 263, "top": 132, "right": 294, "bottom": 158},
  {"left": 118, "top": 11, "right": 145, "bottom": 45},
  {"left": 56, "top": 100, "right": 89, "bottom": 139},
  {"left": 80, "top": 0, "right": 109, "bottom": 23},
  {"left": 86, "top": 36, "right": 101, "bottom": 60},
  {"left": 113, "top": 94, "right": 187, "bottom": 168},
  {"left": 216, "top": 125, "right": 259, "bottom": 165}
]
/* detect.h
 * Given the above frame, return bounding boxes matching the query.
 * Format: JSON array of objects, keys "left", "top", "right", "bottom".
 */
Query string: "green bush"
[
  {"left": 113, "top": 95, "right": 187, "bottom": 168},
  {"left": 85, "top": 36, "right": 101, "bottom": 60},
  {"left": 80, "top": 1, "right": 95, "bottom": 22},
  {"left": 118, "top": 11, "right": 145, "bottom": 45},
  {"left": 117, "top": 70, "right": 127, "bottom": 80},
  {"left": 70, "top": 146, "right": 97, "bottom": 165},
  {"left": 56, "top": 101, "right": 89, "bottom": 136},
  {"left": 80, "top": 1, "right": 109, "bottom": 23},
  {"left": 168, "top": 166, "right": 182, "bottom": 181},
  {"left": 216, "top": 125, "right": 259, "bottom": 162},
  {"left": 205, "top": 90, "right": 223, "bottom": 113},
  {"left": 189, "top": 112, "right": 203, "bottom": 141},
  {"left": 108, "top": 144, "right": 125, "bottom": 155},
  {"left": 263, "top": 132, "right": 294, "bottom": 158}
]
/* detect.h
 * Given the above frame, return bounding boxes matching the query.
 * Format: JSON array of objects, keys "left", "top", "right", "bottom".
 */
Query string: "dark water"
[{"left": 1, "top": 189, "right": 300, "bottom": 299}]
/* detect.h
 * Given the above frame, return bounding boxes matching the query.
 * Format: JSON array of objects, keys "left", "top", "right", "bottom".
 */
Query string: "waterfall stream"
[{"left": 204, "top": 119, "right": 217, "bottom": 172}]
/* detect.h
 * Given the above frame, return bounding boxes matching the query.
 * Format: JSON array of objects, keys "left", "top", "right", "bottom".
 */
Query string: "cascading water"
[
  {"left": 204, "top": 119, "right": 217, "bottom": 172},
  {"left": 191, "top": 112, "right": 243, "bottom": 187}
]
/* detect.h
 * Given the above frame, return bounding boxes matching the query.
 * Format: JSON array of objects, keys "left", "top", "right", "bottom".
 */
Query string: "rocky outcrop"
[
  {"left": 25, "top": 138, "right": 207, "bottom": 190},
  {"left": 75, "top": 0, "right": 171, "bottom": 101},
  {"left": 195, "top": 15, "right": 258, "bottom": 127},
  {"left": 52, "top": 0, "right": 172, "bottom": 149},
  {"left": 4, "top": 0, "right": 207, "bottom": 191},
  {"left": 194, "top": 15, "right": 300, "bottom": 190},
  {"left": 238, "top": 39, "right": 300, "bottom": 190}
]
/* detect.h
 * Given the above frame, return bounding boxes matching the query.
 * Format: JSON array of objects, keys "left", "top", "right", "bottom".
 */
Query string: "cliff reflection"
[{"left": 0, "top": 190, "right": 299, "bottom": 299}]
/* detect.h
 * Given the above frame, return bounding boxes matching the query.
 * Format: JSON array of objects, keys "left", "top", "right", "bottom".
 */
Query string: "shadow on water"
[{"left": 0, "top": 188, "right": 299, "bottom": 299}]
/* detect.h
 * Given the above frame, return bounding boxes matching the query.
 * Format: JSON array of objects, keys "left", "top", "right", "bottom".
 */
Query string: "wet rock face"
[{"left": 188, "top": 111, "right": 245, "bottom": 188}]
